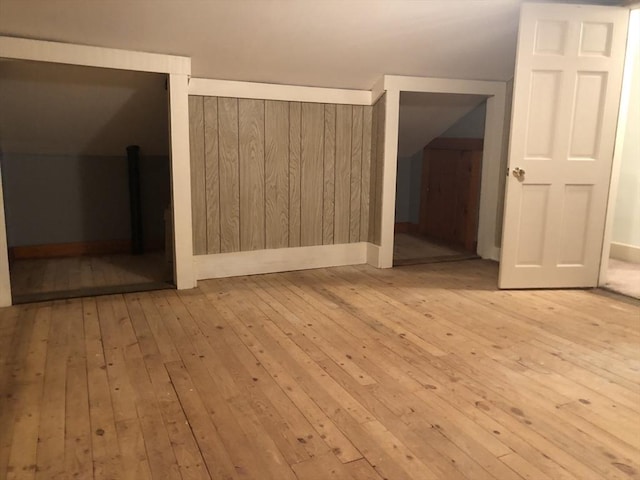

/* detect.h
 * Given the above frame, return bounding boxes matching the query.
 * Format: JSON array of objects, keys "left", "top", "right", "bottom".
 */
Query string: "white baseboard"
[
  {"left": 366, "top": 243, "right": 380, "bottom": 267},
  {"left": 194, "top": 242, "right": 368, "bottom": 280},
  {"left": 610, "top": 242, "right": 640, "bottom": 264}
]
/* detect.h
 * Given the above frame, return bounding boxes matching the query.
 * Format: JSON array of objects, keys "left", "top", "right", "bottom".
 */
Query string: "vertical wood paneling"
[
  {"left": 334, "top": 105, "right": 352, "bottom": 244},
  {"left": 350, "top": 106, "right": 363, "bottom": 242},
  {"left": 374, "top": 94, "right": 386, "bottom": 246},
  {"left": 189, "top": 95, "right": 378, "bottom": 254},
  {"left": 323, "top": 104, "right": 336, "bottom": 245},
  {"left": 300, "top": 103, "right": 325, "bottom": 247},
  {"left": 188, "top": 96, "right": 207, "bottom": 255},
  {"left": 265, "top": 100, "right": 290, "bottom": 249},
  {"left": 203, "top": 97, "right": 220, "bottom": 254},
  {"left": 218, "top": 97, "right": 240, "bottom": 253},
  {"left": 360, "top": 106, "right": 373, "bottom": 242},
  {"left": 239, "top": 99, "right": 266, "bottom": 251},
  {"left": 368, "top": 102, "right": 378, "bottom": 243},
  {"left": 289, "top": 102, "right": 302, "bottom": 247}
]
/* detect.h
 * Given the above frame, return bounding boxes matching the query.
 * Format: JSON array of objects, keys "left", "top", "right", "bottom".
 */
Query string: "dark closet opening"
[
  {"left": 0, "top": 60, "right": 174, "bottom": 303},
  {"left": 394, "top": 93, "right": 487, "bottom": 266}
]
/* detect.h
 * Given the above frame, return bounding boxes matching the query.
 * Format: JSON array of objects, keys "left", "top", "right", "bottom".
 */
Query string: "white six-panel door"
[{"left": 499, "top": 3, "right": 629, "bottom": 289}]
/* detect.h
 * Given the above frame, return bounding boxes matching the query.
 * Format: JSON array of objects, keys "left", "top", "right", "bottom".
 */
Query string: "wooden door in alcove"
[{"left": 419, "top": 138, "right": 483, "bottom": 252}]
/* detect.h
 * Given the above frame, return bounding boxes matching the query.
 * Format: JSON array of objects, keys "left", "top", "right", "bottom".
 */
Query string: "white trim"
[
  {"left": 610, "top": 242, "right": 640, "bottom": 263},
  {"left": 366, "top": 243, "right": 380, "bottom": 267},
  {"left": 371, "top": 76, "right": 386, "bottom": 104},
  {"left": 0, "top": 37, "right": 194, "bottom": 305},
  {"left": 377, "top": 75, "right": 508, "bottom": 268},
  {"left": 195, "top": 243, "right": 368, "bottom": 280},
  {"left": 477, "top": 90, "right": 507, "bottom": 261},
  {"left": 169, "top": 74, "right": 196, "bottom": 289},
  {"left": 378, "top": 90, "right": 401, "bottom": 268},
  {"left": 189, "top": 78, "right": 371, "bottom": 105},
  {"left": 0, "top": 165, "right": 11, "bottom": 307},
  {"left": 384, "top": 75, "right": 505, "bottom": 97},
  {"left": 600, "top": 9, "right": 639, "bottom": 284},
  {"left": 0, "top": 36, "right": 190, "bottom": 74}
]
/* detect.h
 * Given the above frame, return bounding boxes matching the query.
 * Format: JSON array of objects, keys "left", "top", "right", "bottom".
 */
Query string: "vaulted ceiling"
[
  {"left": 0, "top": 1, "right": 624, "bottom": 90},
  {"left": 0, "top": 0, "right": 625, "bottom": 158},
  {"left": 0, "top": 0, "right": 553, "bottom": 90}
]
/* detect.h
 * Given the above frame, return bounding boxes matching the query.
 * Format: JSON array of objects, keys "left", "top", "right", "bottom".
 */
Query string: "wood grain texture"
[
  {"left": 300, "top": 103, "right": 325, "bottom": 247},
  {"left": 360, "top": 106, "right": 373, "bottom": 242},
  {"left": 265, "top": 100, "right": 290, "bottom": 250},
  {"left": 238, "top": 99, "right": 266, "bottom": 251},
  {"left": 368, "top": 102, "right": 379, "bottom": 244},
  {"left": 218, "top": 97, "right": 241, "bottom": 253},
  {"left": 3, "top": 261, "right": 639, "bottom": 480},
  {"left": 203, "top": 96, "right": 220, "bottom": 254},
  {"left": 189, "top": 96, "right": 377, "bottom": 254},
  {"left": 350, "top": 105, "right": 364, "bottom": 242},
  {"left": 323, "top": 104, "right": 336, "bottom": 245},
  {"left": 373, "top": 94, "right": 386, "bottom": 246},
  {"left": 289, "top": 102, "right": 302, "bottom": 248},
  {"left": 334, "top": 105, "right": 353, "bottom": 244},
  {"left": 188, "top": 96, "right": 206, "bottom": 255}
]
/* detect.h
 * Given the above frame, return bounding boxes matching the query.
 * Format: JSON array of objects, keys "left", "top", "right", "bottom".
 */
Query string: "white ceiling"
[
  {"left": 0, "top": 1, "right": 624, "bottom": 90},
  {"left": 0, "top": 0, "right": 530, "bottom": 90},
  {"left": 0, "top": 0, "right": 623, "bottom": 158}
]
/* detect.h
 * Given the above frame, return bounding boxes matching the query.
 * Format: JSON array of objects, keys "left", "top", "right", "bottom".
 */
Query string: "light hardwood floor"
[{"left": 1, "top": 260, "right": 639, "bottom": 479}]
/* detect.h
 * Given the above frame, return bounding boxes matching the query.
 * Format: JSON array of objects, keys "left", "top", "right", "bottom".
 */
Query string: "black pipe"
[{"left": 127, "top": 145, "right": 144, "bottom": 255}]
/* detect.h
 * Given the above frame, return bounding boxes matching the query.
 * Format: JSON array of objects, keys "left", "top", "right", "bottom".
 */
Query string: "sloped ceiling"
[
  {"left": 0, "top": 0, "right": 529, "bottom": 89},
  {"left": 0, "top": 1, "right": 624, "bottom": 90},
  {"left": 0, "top": 60, "right": 169, "bottom": 156},
  {"left": 398, "top": 92, "right": 487, "bottom": 158}
]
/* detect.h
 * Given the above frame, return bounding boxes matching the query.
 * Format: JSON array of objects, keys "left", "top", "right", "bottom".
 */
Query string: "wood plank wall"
[
  {"left": 189, "top": 96, "right": 384, "bottom": 255},
  {"left": 371, "top": 93, "right": 386, "bottom": 246}
]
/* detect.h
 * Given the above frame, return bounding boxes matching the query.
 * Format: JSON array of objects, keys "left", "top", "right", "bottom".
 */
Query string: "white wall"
[
  {"left": 612, "top": 26, "right": 640, "bottom": 254},
  {"left": 0, "top": 60, "right": 169, "bottom": 156},
  {"left": 441, "top": 101, "right": 487, "bottom": 138}
]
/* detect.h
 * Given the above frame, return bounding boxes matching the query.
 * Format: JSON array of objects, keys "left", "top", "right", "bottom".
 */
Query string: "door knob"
[{"left": 512, "top": 167, "right": 526, "bottom": 180}]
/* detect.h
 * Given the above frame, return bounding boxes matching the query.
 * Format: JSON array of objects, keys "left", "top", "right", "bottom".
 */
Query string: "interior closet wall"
[
  {"left": 371, "top": 93, "right": 385, "bottom": 246},
  {"left": 189, "top": 93, "right": 386, "bottom": 254}
]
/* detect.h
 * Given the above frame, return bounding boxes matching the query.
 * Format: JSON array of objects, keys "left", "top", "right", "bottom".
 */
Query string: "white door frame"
[
  {"left": 0, "top": 36, "right": 196, "bottom": 307},
  {"left": 369, "top": 75, "right": 508, "bottom": 268},
  {"left": 599, "top": 8, "right": 639, "bottom": 285}
]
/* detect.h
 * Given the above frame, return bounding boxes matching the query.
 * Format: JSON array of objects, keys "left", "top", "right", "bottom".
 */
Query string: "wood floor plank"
[
  {"left": 123, "top": 293, "right": 211, "bottom": 480},
  {"left": 82, "top": 297, "right": 123, "bottom": 480},
  {"left": 5, "top": 305, "right": 48, "bottom": 480},
  {"left": 34, "top": 301, "right": 70, "bottom": 479},
  {"left": 1, "top": 260, "right": 638, "bottom": 480}
]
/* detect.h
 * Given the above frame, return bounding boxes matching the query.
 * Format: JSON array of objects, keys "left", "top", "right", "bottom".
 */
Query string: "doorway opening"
[
  {"left": 393, "top": 92, "right": 489, "bottom": 266},
  {"left": 601, "top": 9, "right": 640, "bottom": 301},
  {"left": 0, "top": 60, "right": 174, "bottom": 303}
]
